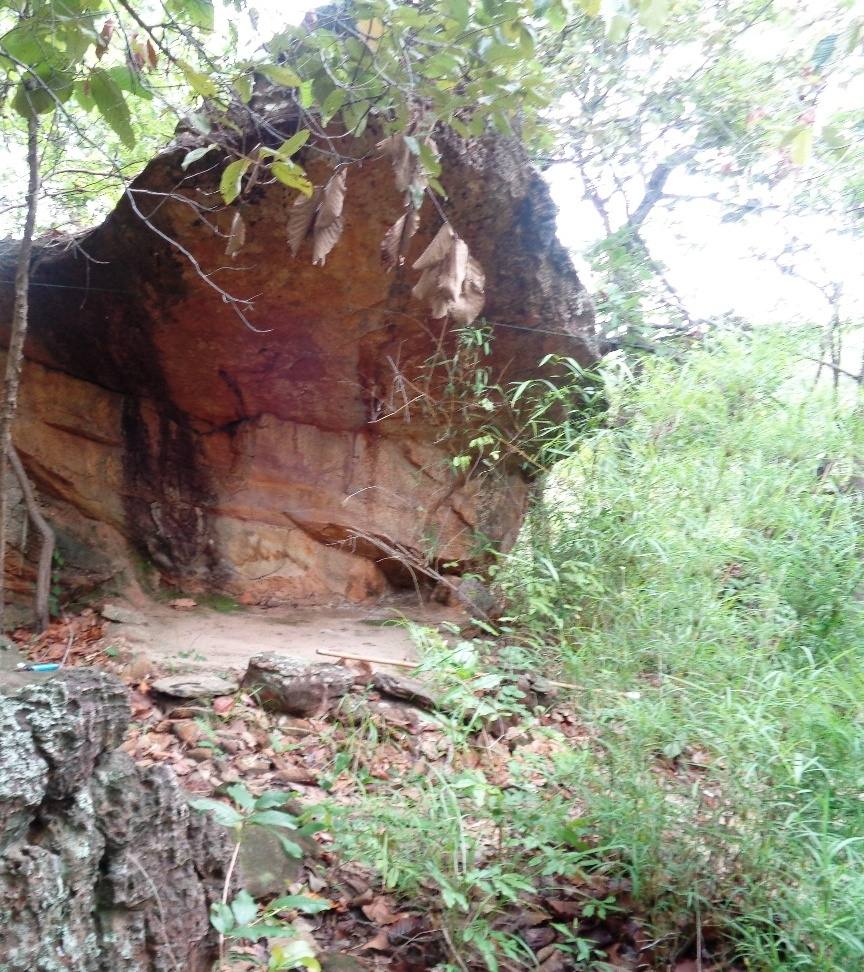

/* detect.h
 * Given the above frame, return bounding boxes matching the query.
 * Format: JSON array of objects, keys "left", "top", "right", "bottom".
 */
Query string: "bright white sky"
[{"left": 242, "top": 0, "right": 864, "bottom": 331}]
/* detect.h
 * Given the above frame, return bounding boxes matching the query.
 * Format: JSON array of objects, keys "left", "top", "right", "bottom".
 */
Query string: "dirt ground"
[{"left": 101, "top": 594, "right": 464, "bottom": 676}]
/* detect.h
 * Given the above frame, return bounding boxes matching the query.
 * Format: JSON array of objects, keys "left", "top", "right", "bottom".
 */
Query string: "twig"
[
  {"left": 317, "top": 648, "right": 416, "bottom": 668},
  {"left": 59, "top": 631, "right": 73, "bottom": 668}
]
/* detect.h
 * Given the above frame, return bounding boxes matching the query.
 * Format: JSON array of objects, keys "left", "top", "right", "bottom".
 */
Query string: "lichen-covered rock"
[
  {"left": 151, "top": 672, "right": 239, "bottom": 699},
  {"left": 16, "top": 668, "right": 129, "bottom": 799},
  {"left": 0, "top": 669, "right": 228, "bottom": 971},
  {"left": 243, "top": 653, "right": 355, "bottom": 716},
  {"left": 0, "top": 107, "right": 596, "bottom": 614}
]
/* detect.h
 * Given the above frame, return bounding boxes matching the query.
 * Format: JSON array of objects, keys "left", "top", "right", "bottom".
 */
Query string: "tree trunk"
[
  {"left": 9, "top": 445, "right": 54, "bottom": 632},
  {"left": 0, "top": 114, "right": 40, "bottom": 631}
]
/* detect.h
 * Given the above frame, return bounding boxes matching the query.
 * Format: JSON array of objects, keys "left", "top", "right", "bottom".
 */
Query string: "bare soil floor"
[{"left": 103, "top": 594, "right": 464, "bottom": 676}]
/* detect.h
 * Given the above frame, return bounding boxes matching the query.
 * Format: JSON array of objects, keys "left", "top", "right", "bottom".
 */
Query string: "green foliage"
[
  {"left": 329, "top": 332, "right": 864, "bottom": 970},
  {"left": 492, "top": 330, "right": 864, "bottom": 969},
  {"left": 190, "top": 783, "right": 331, "bottom": 970}
]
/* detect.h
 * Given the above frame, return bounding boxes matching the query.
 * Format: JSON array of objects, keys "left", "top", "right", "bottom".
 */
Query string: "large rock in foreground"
[
  {"left": 0, "top": 116, "right": 596, "bottom": 608},
  {"left": 0, "top": 668, "right": 227, "bottom": 971}
]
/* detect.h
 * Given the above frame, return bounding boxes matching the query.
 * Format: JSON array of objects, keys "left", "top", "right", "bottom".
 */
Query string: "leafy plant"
[{"left": 190, "top": 783, "right": 330, "bottom": 970}]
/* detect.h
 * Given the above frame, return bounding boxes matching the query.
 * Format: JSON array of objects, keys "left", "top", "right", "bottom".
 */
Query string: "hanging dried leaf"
[
  {"left": 225, "top": 210, "right": 246, "bottom": 258},
  {"left": 312, "top": 168, "right": 347, "bottom": 266},
  {"left": 413, "top": 223, "right": 455, "bottom": 271},
  {"left": 450, "top": 255, "right": 486, "bottom": 325},
  {"left": 378, "top": 133, "right": 415, "bottom": 194},
  {"left": 380, "top": 207, "right": 420, "bottom": 271},
  {"left": 411, "top": 222, "right": 485, "bottom": 325},
  {"left": 287, "top": 188, "right": 320, "bottom": 257}
]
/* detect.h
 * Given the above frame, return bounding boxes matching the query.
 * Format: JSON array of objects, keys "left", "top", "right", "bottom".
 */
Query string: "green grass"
[{"left": 331, "top": 330, "right": 864, "bottom": 970}]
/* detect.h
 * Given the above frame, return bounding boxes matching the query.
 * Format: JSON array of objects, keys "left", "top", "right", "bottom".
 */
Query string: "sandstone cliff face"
[
  {"left": 0, "top": 118, "right": 596, "bottom": 607},
  {"left": 0, "top": 667, "right": 226, "bottom": 971}
]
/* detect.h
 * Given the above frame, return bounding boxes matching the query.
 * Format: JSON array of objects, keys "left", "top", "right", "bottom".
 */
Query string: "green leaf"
[
  {"left": 229, "top": 923, "right": 290, "bottom": 939},
  {"left": 189, "top": 798, "right": 244, "bottom": 828},
  {"left": 181, "top": 144, "right": 217, "bottom": 170},
  {"left": 273, "top": 129, "right": 311, "bottom": 159},
  {"left": 545, "top": 2, "right": 568, "bottom": 32},
  {"left": 74, "top": 78, "right": 95, "bottom": 113},
  {"left": 298, "top": 79, "right": 314, "bottom": 108},
  {"left": 231, "top": 889, "right": 259, "bottom": 925},
  {"left": 446, "top": 0, "right": 470, "bottom": 28},
  {"left": 322, "top": 87, "right": 346, "bottom": 124},
  {"left": 270, "top": 895, "right": 333, "bottom": 915},
  {"left": 249, "top": 809, "right": 300, "bottom": 829},
  {"left": 270, "top": 939, "right": 321, "bottom": 972},
  {"left": 179, "top": 59, "right": 219, "bottom": 98},
  {"left": 226, "top": 783, "right": 256, "bottom": 811},
  {"left": 276, "top": 832, "right": 305, "bottom": 859},
  {"left": 210, "top": 901, "right": 235, "bottom": 934},
  {"left": 220, "top": 157, "right": 251, "bottom": 204},
  {"left": 418, "top": 139, "right": 441, "bottom": 178},
  {"left": 606, "top": 13, "right": 630, "bottom": 43},
  {"left": 234, "top": 72, "right": 253, "bottom": 104},
  {"left": 167, "top": 0, "right": 214, "bottom": 31},
  {"left": 790, "top": 127, "right": 813, "bottom": 166},
  {"left": 255, "top": 790, "right": 297, "bottom": 810},
  {"left": 12, "top": 66, "right": 75, "bottom": 117},
  {"left": 259, "top": 63, "right": 302, "bottom": 88},
  {"left": 639, "top": 0, "right": 669, "bottom": 34},
  {"left": 89, "top": 67, "right": 135, "bottom": 147},
  {"left": 272, "top": 161, "right": 314, "bottom": 197},
  {"left": 107, "top": 64, "right": 152, "bottom": 101}
]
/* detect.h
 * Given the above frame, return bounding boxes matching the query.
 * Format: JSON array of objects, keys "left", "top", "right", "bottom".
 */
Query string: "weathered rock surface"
[
  {"left": 101, "top": 602, "right": 148, "bottom": 625},
  {"left": 0, "top": 110, "right": 596, "bottom": 612},
  {"left": 151, "top": 671, "right": 239, "bottom": 699},
  {"left": 371, "top": 671, "right": 440, "bottom": 711},
  {"left": 0, "top": 668, "right": 229, "bottom": 971},
  {"left": 243, "top": 653, "right": 355, "bottom": 716}
]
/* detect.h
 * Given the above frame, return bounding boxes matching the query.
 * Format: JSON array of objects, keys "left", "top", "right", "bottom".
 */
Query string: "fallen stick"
[
  {"left": 317, "top": 648, "right": 416, "bottom": 668},
  {"left": 316, "top": 647, "right": 582, "bottom": 690}
]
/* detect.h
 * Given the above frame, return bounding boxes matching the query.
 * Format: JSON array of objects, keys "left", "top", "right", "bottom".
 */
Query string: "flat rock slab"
[
  {"left": 151, "top": 673, "right": 239, "bottom": 699},
  {"left": 101, "top": 603, "right": 147, "bottom": 625},
  {"left": 371, "top": 672, "right": 439, "bottom": 711},
  {"left": 242, "top": 653, "right": 354, "bottom": 717}
]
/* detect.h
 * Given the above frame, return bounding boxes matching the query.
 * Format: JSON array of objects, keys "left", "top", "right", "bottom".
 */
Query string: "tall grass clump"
[{"left": 497, "top": 329, "right": 864, "bottom": 969}]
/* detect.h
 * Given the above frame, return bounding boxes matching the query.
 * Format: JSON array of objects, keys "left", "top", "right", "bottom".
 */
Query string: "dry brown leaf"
[
  {"left": 312, "top": 168, "right": 347, "bottom": 265},
  {"left": 361, "top": 895, "right": 402, "bottom": 925},
  {"left": 212, "top": 695, "right": 236, "bottom": 715},
  {"left": 378, "top": 133, "right": 414, "bottom": 193},
  {"left": 381, "top": 207, "right": 420, "bottom": 270},
  {"left": 359, "top": 930, "right": 392, "bottom": 952},
  {"left": 449, "top": 254, "right": 485, "bottom": 325},
  {"left": 413, "top": 222, "right": 455, "bottom": 270},
  {"left": 411, "top": 222, "right": 485, "bottom": 324},
  {"left": 169, "top": 597, "right": 197, "bottom": 610},
  {"left": 287, "top": 188, "right": 320, "bottom": 257}
]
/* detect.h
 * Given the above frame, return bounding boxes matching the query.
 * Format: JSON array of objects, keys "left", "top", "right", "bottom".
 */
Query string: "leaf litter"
[{"left": 12, "top": 612, "right": 744, "bottom": 971}]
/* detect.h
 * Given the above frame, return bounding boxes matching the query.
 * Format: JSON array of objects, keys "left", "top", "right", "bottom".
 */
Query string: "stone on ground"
[
  {"left": 242, "top": 653, "right": 355, "bottom": 716},
  {"left": 151, "top": 672, "right": 239, "bottom": 699},
  {"left": 371, "top": 672, "right": 440, "bottom": 711}
]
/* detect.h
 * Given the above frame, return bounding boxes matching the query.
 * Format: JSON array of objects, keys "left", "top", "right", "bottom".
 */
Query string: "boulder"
[
  {"left": 236, "top": 824, "right": 318, "bottom": 899},
  {"left": 242, "top": 653, "right": 354, "bottom": 716},
  {"left": 0, "top": 668, "right": 229, "bottom": 971},
  {"left": 0, "top": 106, "right": 596, "bottom": 615}
]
